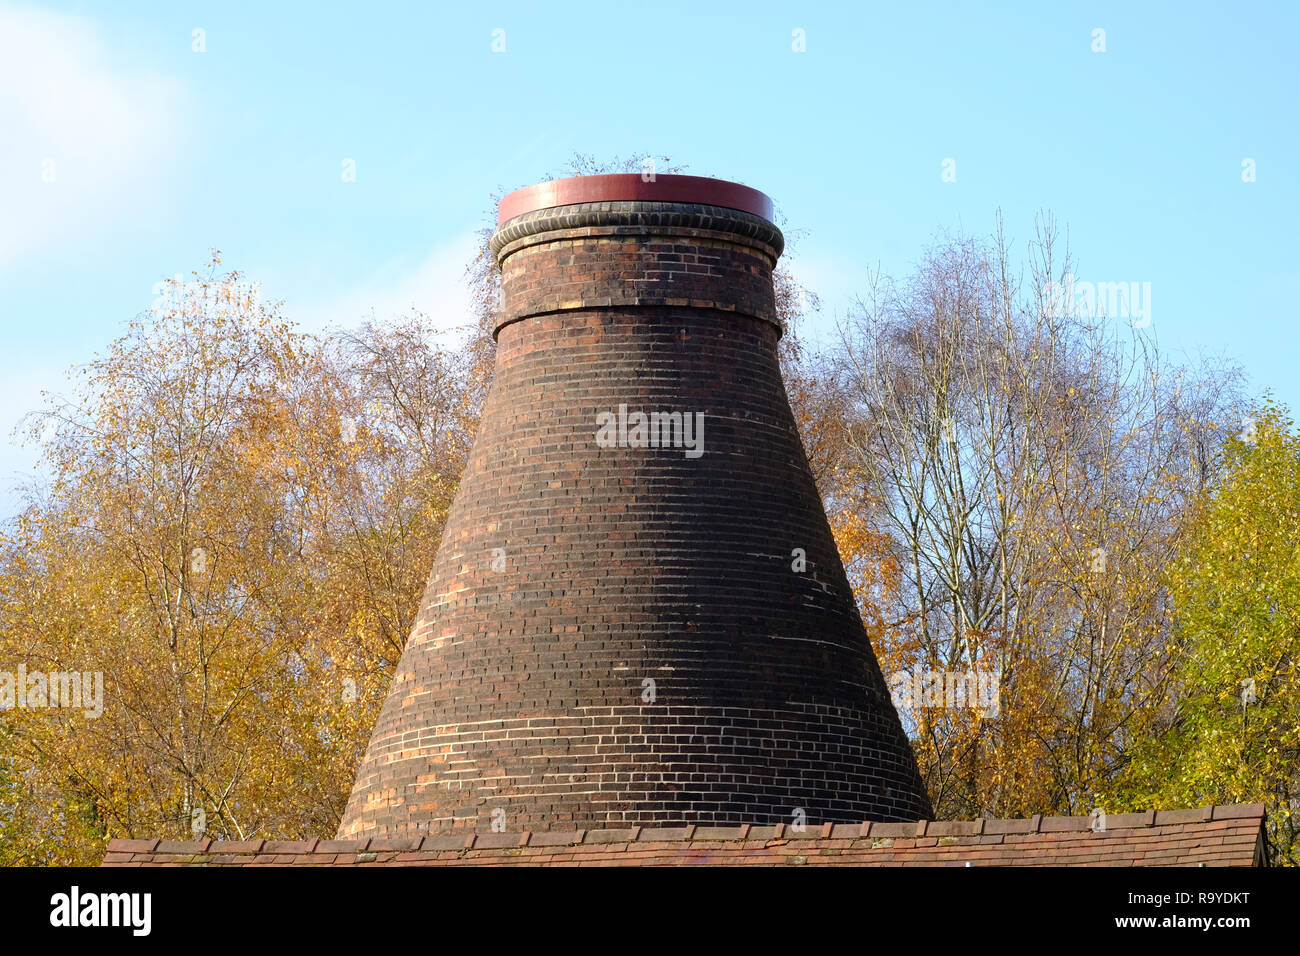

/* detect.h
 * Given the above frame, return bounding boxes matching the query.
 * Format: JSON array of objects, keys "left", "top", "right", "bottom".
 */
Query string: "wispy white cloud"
[
  {"left": 0, "top": 3, "right": 186, "bottom": 270},
  {"left": 288, "top": 229, "right": 484, "bottom": 344}
]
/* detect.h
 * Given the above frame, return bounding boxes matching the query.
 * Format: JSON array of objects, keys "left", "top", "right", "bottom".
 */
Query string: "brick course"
[{"left": 336, "top": 176, "right": 931, "bottom": 837}]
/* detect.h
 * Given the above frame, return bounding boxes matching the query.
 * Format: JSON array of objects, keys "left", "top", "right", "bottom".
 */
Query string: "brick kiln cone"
[{"left": 338, "top": 174, "right": 932, "bottom": 837}]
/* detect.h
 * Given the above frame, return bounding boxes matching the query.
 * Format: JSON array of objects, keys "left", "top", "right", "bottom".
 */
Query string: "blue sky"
[{"left": 2, "top": 0, "right": 1297, "bottom": 521}]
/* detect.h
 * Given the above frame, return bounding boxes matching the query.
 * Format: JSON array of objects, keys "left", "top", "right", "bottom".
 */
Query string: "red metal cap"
[{"left": 497, "top": 173, "right": 775, "bottom": 225}]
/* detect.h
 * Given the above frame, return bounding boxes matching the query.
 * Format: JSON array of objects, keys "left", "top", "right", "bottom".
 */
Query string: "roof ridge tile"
[{"left": 105, "top": 804, "right": 1270, "bottom": 867}]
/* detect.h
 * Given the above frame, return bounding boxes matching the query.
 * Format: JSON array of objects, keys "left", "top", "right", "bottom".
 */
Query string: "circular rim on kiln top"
[{"left": 497, "top": 173, "right": 776, "bottom": 226}]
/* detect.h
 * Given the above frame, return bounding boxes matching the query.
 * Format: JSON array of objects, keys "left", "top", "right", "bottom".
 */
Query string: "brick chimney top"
[{"left": 488, "top": 173, "right": 786, "bottom": 340}]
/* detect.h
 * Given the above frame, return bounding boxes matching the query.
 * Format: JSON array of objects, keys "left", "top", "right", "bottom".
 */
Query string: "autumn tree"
[
  {"left": 1110, "top": 398, "right": 1300, "bottom": 864},
  {"left": 0, "top": 257, "right": 477, "bottom": 863},
  {"left": 824, "top": 214, "right": 1246, "bottom": 819}
]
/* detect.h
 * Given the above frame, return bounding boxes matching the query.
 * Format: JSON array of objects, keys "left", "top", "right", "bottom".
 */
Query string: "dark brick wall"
[{"left": 337, "top": 197, "right": 931, "bottom": 838}]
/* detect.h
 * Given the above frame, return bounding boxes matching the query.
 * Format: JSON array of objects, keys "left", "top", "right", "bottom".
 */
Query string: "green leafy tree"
[{"left": 1111, "top": 397, "right": 1300, "bottom": 864}]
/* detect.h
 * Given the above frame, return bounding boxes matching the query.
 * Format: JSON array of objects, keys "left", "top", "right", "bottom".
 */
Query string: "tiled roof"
[{"left": 103, "top": 803, "right": 1267, "bottom": 867}]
